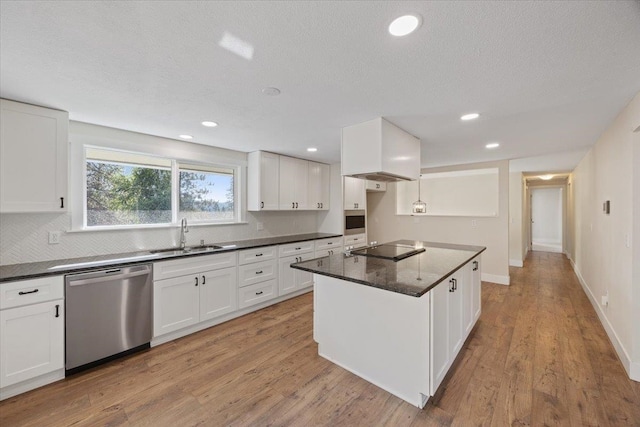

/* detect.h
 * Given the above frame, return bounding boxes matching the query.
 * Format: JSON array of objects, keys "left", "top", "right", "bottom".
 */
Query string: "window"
[
  {"left": 84, "top": 147, "right": 238, "bottom": 229},
  {"left": 179, "top": 163, "right": 235, "bottom": 222}
]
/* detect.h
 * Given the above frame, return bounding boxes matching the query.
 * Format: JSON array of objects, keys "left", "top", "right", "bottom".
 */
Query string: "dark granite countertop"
[
  {"left": 291, "top": 239, "right": 485, "bottom": 297},
  {"left": 0, "top": 232, "right": 342, "bottom": 283}
]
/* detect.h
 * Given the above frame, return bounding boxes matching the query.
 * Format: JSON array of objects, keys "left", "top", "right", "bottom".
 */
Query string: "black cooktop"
[{"left": 351, "top": 244, "right": 425, "bottom": 261}]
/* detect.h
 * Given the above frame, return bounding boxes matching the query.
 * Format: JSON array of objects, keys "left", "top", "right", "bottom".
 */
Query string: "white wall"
[
  {"left": 569, "top": 91, "right": 639, "bottom": 380},
  {"left": 508, "top": 172, "right": 524, "bottom": 266},
  {"left": 367, "top": 160, "right": 510, "bottom": 285},
  {"left": 0, "top": 122, "right": 321, "bottom": 265},
  {"left": 633, "top": 127, "right": 640, "bottom": 379}
]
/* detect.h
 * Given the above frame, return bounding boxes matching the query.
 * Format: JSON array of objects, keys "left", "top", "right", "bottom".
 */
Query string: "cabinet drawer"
[
  {"left": 279, "top": 241, "right": 314, "bottom": 257},
  {"left": 1, "top": 276, "right": 64, "bottom": 310},
  {"left": 238, "top": 259, "right": 278, "bottom": 288},
  {"left": 154, "top": 252, "right": 237, "bottom": 281},
  {"left": 238, "top": 246, "right": 277, "bottom": 265},
  {"left": 344, "top": 234, "right": 366, "bottom": 247},
  {"left": 314, "top": 237, "right": 343, "bottom": 251},
  {"left": 238, "top": 279, "right": 277, "bottom": 309}
]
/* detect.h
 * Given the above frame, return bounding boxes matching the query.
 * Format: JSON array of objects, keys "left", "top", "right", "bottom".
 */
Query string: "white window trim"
[{"left": 70, "top": 139, "right": 245, "bottom": 231}]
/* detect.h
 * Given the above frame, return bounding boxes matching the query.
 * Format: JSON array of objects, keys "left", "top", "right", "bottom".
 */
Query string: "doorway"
[{"left": 530, "top": 187, "right": 563, "bottom": 253}]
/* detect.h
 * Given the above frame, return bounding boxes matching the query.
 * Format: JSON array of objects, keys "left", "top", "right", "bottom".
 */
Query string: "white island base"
[
  {"left": 312, "top": 255, "right": 481, "bottom": 409},
  {"left": 313, "top": 274, "right": 431, "bottom": 408}
]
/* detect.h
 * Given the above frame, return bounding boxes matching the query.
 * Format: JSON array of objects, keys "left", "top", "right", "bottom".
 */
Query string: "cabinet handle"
[
  {"left": 255, "top": 253, "right": 263, "bottom": 257},
  {"left": 60, "top": 197, "right": 65, "bottom": 209},
  {"left": 255, "top": 270, "right": 263, "bottom": 275},
  {"left": 320, "top": 203, "right": 323, "bottom": 208},
  {"left": 195, "top": 276, "right": 199, "bottom": 287},
  {"left": 256, "top": 291, "right": 264, "bottom": 295},
  {"left": 55, "top": 304, "right": 60, "bottom": 318},
  {"left": 18, "top": 289, "right": 39, "bottom": 295},
  {"left": 261, "top": 201, "right": 264, "bottom": 209},
  {"left": 453, "top": 278, "right": 458, "bottom": 291},
  {"left": 327, "top": 242, "right": 332, "bottom": 245},
  {"left": 295, "top": 247, "right": 301, "bottom": 250},
  {"left": 473, "top": 261, "right": 478, "bottom": 271},
  {"left": 202, "top": 275, "right": 206, "bottom": 285},
  {"left": 295, "top": 202, "right": 298, "bottom": 208},
  {"left": 449, "top": 279, "right": 454, "bottom": 292},
  {"left": 376, "top": 184, "right": 380, "bottom": 189}
]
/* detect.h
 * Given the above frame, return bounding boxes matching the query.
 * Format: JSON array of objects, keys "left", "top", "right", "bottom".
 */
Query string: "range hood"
[{"left": 341, "top": 117, "right": 421, "bottom": 182}]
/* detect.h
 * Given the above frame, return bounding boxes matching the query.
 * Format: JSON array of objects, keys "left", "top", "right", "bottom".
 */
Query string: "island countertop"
[{"left": 291, "top": 239, "right": 486, "bottom": 297}]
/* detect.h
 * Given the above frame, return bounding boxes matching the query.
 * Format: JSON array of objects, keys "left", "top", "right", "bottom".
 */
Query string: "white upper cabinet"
[
  {"left": 279, "top": 156, "right": 309, "bottom": 210},
  {"left": 0, "top": 99, "right": 68, "bottom": 213},
  {"left": 248, "top": 151, "right": 329, "bottom": 211},
  {"left": 343, "top": 176, "right": 366, "bottom": 210},
  {"left": 308, "top": 161, "right": 330, "bottom": 210},
  {"left": 366, "top": 180, "right": 386, "bottom": 192},
  {"left": 247, "top": 151, "right": 280, "bottom": 211}
]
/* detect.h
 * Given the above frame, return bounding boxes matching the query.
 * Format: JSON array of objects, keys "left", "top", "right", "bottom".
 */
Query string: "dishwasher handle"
[{"left": 67, "top": 267, "right": 151, "bottom": 287}]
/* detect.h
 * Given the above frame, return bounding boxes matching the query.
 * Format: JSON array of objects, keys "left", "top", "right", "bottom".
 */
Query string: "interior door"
[{"left": 531, "top": 187, "right": 563, "bottom": 252}]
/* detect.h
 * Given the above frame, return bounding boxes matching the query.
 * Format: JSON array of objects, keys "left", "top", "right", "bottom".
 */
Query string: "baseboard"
[
  {"left": 509, "top": 259, "right": 523, "bottom": 267},
  {"left": 570, "top": 259, "right": 638, "bottom": 382},
  {"left": 532, "top": 243, "right": 563, "bottom": 253},
  {"left": 0, "top": 369, "right": 65, "bottom": 401},
  {"left": 481, "top": 273, "right": 510, "bottom": 285}
]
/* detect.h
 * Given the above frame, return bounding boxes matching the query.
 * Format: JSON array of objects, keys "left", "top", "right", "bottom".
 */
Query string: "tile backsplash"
[{"left": 0, "top": 211, "right": 319, "bottom": 265}]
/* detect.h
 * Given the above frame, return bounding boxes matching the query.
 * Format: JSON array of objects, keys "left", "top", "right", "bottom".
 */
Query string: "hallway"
[{"left": 0, "top": 252, "right": 638, "bottom": 426}]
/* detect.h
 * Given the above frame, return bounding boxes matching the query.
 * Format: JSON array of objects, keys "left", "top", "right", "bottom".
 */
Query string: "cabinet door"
[
  {"left": 199, "top": 267, "right": 238, "bottom": 322},
  {"left": 278, "top": 253, "right": 314, "bottom": 296},
  {"left": 430, "top": 276, "right": 451, "bottom": 394},
  {"left": 472, "top": 257, "right": 481, "bottom": 322},
  {"left": 449, "top": 272, "right": 464, "bottom": 356},
  {"left": 278, "top": 255, "right": 298, "bottom": 295},
  {"left": 153, "top": 275, "right": 199, "bottom": 337},
  {"left": 0, "top": 300, "right": 64, "bottom": 388},
  {"left": 462, "top": 263, "right": 474, "bottom": 336},
  {"left": 308, "top": 162, "right": 330, "bottom": 210},
  {"left": 247, "top": 151, "right": 279, "bottom": 211},
  {"left": 365, "top": 180, "right": 386, "bottom": 192},
  {"left": 343, "top": 176, "right": 366, "bottom": 209},
  {"left": 279, "top": 156, "right": 309, "bottom": 210},
  {"left": 0, "top": 100, "right": 68, "bottom": 213}
]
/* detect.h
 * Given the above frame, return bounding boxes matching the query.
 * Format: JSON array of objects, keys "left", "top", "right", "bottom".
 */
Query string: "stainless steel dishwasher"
[{"left": 65, "top": 264, "right": 152, "bottom": 374}]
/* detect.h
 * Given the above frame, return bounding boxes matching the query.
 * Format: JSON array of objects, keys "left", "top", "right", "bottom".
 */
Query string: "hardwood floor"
[{"left": 1, "top": 251, "right": 639, "bottom": 426}]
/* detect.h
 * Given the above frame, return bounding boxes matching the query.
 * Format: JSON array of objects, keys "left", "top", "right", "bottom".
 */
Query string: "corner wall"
[
  {"left": 509, "top": 172, "right": 524, "bottom": 266},
  {"left": 570, "top": 91, "right": 639, "bottom": 381},
  {"left": 367, "top": 160, "right": 510, "bottom": 284}
]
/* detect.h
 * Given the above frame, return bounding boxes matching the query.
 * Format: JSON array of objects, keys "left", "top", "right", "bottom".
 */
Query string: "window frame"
[{"left": 75, "top": 144, "right": 243, "bottom": 231}]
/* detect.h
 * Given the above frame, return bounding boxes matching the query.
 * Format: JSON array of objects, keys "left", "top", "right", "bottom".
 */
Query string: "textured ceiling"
[{"left": 1, "top": 1, "right": 639, "bottom": 172}]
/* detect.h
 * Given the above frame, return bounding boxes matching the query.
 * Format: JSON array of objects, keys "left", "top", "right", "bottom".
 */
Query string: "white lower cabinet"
[
  {"left": 153, "top": 274, "right": 200, "bottom": 336},
  {"left": 430, "top": 266, "right": 468, "bottom": 395},
  {"left": 153, "top": 253, "right": 238, "bottom": 337},
  {"left": 239, "top": 279, "right": 277, "bottom": 309},
  {"left": 199, "top": 267, "right": 238, "bottom": 322},
  {"left": 278, "top": 253, "right": 314, "bottom": 296},
  {"left": 0, "top": 276, "right": 64, "bottom": 399}
]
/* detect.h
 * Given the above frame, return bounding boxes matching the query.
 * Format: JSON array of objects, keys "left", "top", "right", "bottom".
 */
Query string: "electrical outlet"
[
  {"left": 601, "top": 293, "right": 609, "bottom": 307},
  {"left": 48, "top": 231, "right": 61, "bottom": 244},
  {"left": 471, "top": 219, "right": 477, "bottom": 228},
  {"left": 256, "top": 222, "right": 264, "bottom": 231}
]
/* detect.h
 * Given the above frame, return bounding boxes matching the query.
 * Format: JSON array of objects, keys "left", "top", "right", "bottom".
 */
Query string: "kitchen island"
[{"left": 291, "top": 240, "right": 485, "bottom": 408}]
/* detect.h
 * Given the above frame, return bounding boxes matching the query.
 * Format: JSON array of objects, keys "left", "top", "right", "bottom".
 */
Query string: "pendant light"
[{"left": 412, "top": 175, "right": 426, "bottom": 214}]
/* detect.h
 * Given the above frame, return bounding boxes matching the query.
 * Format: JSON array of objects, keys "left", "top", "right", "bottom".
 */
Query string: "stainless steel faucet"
[{"left": 179, "top": 218, "right": 189, "bottom": 248}]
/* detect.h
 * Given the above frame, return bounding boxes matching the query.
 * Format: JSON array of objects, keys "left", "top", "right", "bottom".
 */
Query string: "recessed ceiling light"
[
  {"left": 201, "top": 121, "right": 218, "bottom": 127},
  {"left": 539, "top": 174, "right": 554, "bottom": 180},
  {"left": 388, "top": 15, "right": 421, "bottom": 37},
  {"left": 485, "top": 142, "right": 500, "bottom": 149},
  {"left": 262, "top": 87, "right": 281, "bottom": 96},
  {"left": 307, "top": 147, "right": 318, "bottom": 152},
  {"left": 460, "top": 113, "right": 480, "bottom": 121},
  {"left": 179, "top": 134, "right": 193, "bottom": 140}
]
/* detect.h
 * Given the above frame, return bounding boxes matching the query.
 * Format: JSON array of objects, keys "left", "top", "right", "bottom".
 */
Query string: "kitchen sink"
[{"left": 149, "top": 245, "right": 223, "bottom": 255}]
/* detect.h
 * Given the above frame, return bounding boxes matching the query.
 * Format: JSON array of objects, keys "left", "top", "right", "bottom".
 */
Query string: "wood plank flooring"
[{"left": 1, "top": 251, "right": 639, "bottom": 426}]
